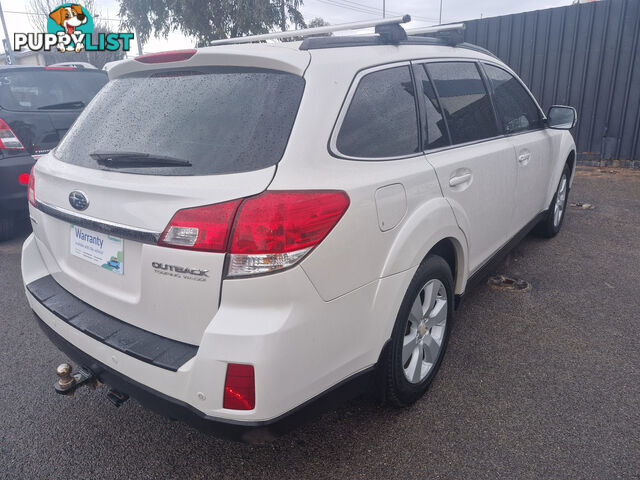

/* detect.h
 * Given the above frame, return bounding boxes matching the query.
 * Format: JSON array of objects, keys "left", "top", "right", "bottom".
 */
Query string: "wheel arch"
[
  {"left": 380, "top": 197, "right": 468, "bottom": 295},
  {"left": 422, "top": 237, "right": 464, "bottom": 295},
  {"left": 567, "top": 149, "right": 576, "bottom": 186},
  {"left": 546, "top": 132, "right": 577, "bottom": 205}
]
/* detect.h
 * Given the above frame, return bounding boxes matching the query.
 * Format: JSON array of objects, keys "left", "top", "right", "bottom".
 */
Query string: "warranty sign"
[{"left": 70, "top": 225, "right": 124, "bottom": 275}]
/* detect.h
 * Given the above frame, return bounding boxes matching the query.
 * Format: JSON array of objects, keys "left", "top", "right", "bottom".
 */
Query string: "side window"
[
  {"left": 415, "top": 64, "right": 450, "bottom": 150},
  {"left": 336, "top": 66, "right": 419, "bottom": 158},
  {"left": 483, "top": 64, "right": 544, "bottom": 134},
  {"left": 426, "top": 62, "right": 499, "bottom": 145}
]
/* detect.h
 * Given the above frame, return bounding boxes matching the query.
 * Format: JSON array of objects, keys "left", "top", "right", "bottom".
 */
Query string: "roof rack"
[
  {"left": 300, "top": 35, "right": 446, "bottom": 50},
  {"left": 405, "top": 23, "right": 465, "bottom": 36},
  {"left": 406, "top": 23, "right": 466, "bottom": 46},
  {"left": 210, "top": 15, "right": 411, "bottom": 46}
]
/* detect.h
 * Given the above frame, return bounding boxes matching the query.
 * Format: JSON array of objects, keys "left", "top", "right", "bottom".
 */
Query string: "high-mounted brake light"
[
  {"left": 44, "top": 66, "right": 74, "bottom": 70},
  {"left": 0, "top": 119, "right": 25, "bottom": 150},
  {"left": 27, "top": 165, "right": 36, "bottom": 207},
  {"left": 158, "top": 191, "right": 350, "bottom": 277},
  {"left": 135, "top": 49, "right": 197, "bottom": 64},
  {"left": 223, "top": 363, "right": 255, "bottom": 410}
]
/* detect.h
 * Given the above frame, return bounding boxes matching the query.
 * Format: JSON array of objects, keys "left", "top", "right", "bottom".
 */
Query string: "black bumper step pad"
[{"left": 27, "top": 275, "right": 198, "bottom": 371}]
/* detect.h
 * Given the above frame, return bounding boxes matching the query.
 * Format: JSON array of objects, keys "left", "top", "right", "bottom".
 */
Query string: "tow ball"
[
  {"left": 54, "top": 362, "right": 98, "bottom": 396},
  {"left": 55, "top": 363, "right": 130, "bottom": 407}
]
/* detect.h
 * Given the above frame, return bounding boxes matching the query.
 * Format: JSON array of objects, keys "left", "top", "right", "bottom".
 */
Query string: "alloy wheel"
[
  {"left": 402, "top": 279, "right": 448, "bottom": 384},
  {"left": 554, "top": 174, "right": 568, "bottom": 228}
]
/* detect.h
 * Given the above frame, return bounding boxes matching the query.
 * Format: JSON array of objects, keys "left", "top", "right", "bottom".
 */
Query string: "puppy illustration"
[{"left": 49, "top": 4, "right": 87, "bottom": 52}]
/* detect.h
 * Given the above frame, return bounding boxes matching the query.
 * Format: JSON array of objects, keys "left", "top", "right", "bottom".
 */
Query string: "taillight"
[
  {"left": 158, "top": 191, "right": 350, "bottom": 277},
  {"left": 135, "top": 49, "right": 197, "bottom": 63},
  {"left": 158, "top": 200, "right": 241, "bottom": 252},
  {"left": 0, "top": 119, "right": 25, "bottom": 150},
  {"left": 18, "top": 173, "right": 30, "bottom": 185},
  {"left": 223, "top": 363, "right": 255, "bottom": 410},
  {"left": 228, "top": 191, "right": 349, "bottom": 276},
  {"left": 27, "top": 165, "right": 35, "bottom": 206}
]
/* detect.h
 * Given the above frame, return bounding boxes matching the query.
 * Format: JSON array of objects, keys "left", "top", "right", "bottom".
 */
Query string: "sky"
[{"left": 1, "top": 0, "right": 574, "bottom": 56}]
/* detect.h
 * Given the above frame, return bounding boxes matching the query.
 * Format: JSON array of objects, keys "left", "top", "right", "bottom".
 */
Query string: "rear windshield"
[
  {"left": 0, "top": 69, "right": 107, "bottom": 111},
  {"left": 55, "top": 67, "right": 305, "bottom": 176}
]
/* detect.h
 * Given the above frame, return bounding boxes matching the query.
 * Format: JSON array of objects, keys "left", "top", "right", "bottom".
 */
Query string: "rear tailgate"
[
  {"left": 31, "top": 156, "right": 275, "bottom": 345},
  {"left": 29, "top": 53, "right": 306, "bottom": 346}
]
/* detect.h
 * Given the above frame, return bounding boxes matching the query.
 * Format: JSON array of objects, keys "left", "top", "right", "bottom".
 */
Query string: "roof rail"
[{"left": 210, "top": 15, "right": 411, "bottom": 46}]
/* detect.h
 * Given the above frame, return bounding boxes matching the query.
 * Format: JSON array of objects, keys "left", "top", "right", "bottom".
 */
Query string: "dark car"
[{"left": 0, "top": 65, "right": 108, "bottom": 240}]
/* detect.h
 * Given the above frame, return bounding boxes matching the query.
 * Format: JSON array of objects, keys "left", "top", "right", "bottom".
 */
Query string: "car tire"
[
  {"left": 535, "top": 164, "right": 571, "bottom": 238},
  {"left": 384, "top": 255, "right": 454, "bottom": 407},
  {"left": 0, "top": 213, "right": 16, "bottom": 242}
]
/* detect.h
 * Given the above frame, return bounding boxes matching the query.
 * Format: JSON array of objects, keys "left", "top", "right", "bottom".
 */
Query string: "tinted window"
[
  {"left": 336, "top": 66, "right": 419, "bottom": 158},
  {"left": 415, "top": 65, "right": 450, "bottom": 150},
  {"left": 426, "top": 62, "right": 498, "bottom": 145},
  {"left": 0, "top": 69, "right": 107, "bottom": 111},
  {"left": 484, "top": 64, "right": 544, "bottom": 134},
  {"left": 56, "top": 68, "right": 305, "bottom": 176}
]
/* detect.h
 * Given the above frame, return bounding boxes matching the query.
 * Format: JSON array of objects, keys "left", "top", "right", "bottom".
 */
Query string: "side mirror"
[{"left": 547, "top": 106, "right": 577, "bottom": 130}]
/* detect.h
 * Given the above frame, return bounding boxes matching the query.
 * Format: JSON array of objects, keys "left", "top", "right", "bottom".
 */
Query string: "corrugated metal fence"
[{"left": 463, "top": 0, "right": 640, "bottom": 167}]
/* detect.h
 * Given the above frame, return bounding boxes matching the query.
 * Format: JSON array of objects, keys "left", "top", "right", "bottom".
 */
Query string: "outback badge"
[{"left": 152, "top": 262, "right": 209, "bottom": 281}]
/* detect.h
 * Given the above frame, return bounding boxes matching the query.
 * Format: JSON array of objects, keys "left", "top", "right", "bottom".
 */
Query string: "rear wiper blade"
[
  {"left": 90, "top": 151, "right": 192, "bottom": 168},
  {"left": 38, "top": 100, "right": 85, "bottom": 110}
]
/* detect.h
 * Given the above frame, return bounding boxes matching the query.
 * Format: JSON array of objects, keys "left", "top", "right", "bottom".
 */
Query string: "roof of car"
[{"left": 107, "top": 38, "right": 500, "bottom": 82}]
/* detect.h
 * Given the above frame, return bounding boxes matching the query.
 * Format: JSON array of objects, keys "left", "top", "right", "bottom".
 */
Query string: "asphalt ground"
[{"left": 1, "top": 166, "right": 638, "bottom": 479}]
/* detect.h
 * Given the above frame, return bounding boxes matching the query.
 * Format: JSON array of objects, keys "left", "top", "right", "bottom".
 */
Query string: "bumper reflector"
[{"left": 223, "top": 363, "right": 255, "bottom": 410}]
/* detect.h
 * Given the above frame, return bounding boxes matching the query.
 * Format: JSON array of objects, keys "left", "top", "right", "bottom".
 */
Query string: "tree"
[
  {"left": 27, "top": 0, "right": 126, "bottom": 69},
  {"left": 307, "top": 17, "right": 331, "bottom": 36},
  {"left": 28, "top": 0, "right": 58, "bottom": 32},
  {"left": 117, "top": 0, "right": 307, "bottom": 47},
  {"left": 308, "top": 17, "right": 329, "bottom": 28}
]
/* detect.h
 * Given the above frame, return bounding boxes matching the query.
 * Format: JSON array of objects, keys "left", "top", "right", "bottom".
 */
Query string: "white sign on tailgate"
[{"left": 70, "top": 225, "right": 124, "bottom": 275}]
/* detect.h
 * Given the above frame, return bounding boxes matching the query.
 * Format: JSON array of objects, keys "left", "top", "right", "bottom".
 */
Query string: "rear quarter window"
[{"left": 55, "top": 67, "right": 305, "bottom": 176}]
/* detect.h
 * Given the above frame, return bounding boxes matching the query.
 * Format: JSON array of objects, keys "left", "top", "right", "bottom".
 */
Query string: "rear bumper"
[
  {"left": 22, "top": 231, "right": 412, "bottom": 436},
  {"left": 35, "top": 314, "right": 376, "bottom": 442},
  {"left": 0, "top": 153, "right": 34, "bottom": 212}
]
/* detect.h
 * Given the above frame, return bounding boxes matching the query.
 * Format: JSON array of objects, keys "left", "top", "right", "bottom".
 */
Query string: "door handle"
[
  {"left": 518, "top": 152, "right": 531, "bottom": 164},
  {"left": 449, "top": 173, "right": 472, "bottom": 187}
]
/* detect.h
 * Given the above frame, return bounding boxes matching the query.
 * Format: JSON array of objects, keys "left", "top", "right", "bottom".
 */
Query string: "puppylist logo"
[{"left": 14, "top": 3, "right": 134, "bottom": 53}]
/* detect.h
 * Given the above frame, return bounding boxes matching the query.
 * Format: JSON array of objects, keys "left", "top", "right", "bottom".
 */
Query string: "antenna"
[{"left": 210, "top": 15, "right": 412, "bottom": 46}]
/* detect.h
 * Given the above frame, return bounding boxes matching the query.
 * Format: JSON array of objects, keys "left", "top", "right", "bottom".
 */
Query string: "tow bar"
[
  {"left": 55, "top": 363, "right": 96, "bottom": 395},
  {"left": 54, "top": 363, "right": 130, "bottom": 407}
]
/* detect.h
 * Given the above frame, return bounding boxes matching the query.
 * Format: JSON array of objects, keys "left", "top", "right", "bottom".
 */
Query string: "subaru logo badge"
[{"left": 68, "top": 191, "right": 89, "bottom": 211}]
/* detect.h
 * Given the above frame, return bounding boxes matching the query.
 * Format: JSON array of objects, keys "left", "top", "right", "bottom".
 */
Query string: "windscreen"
[
  {"left": 55, "top": 67, "right": 305, "bottom": 176},
  {"left": 0, "top": 69, "right": 107, "bottom": 111}
]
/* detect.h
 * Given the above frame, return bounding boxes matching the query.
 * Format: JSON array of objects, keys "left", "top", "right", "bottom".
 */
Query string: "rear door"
[
  {"left": 31, "top": 66, "right": 305, "bottom": 345},
  {"left": 482, "top": 63, "right": 554, "bottom": 227},
  {"left": 416, "top": 61, "right": 518, "bottom": 273}
]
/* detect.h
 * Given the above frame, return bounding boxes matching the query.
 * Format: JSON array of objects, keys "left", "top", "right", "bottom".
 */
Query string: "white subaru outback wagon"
[{"left": 22, "top": 18, "right": 577, "bottom": 440}]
